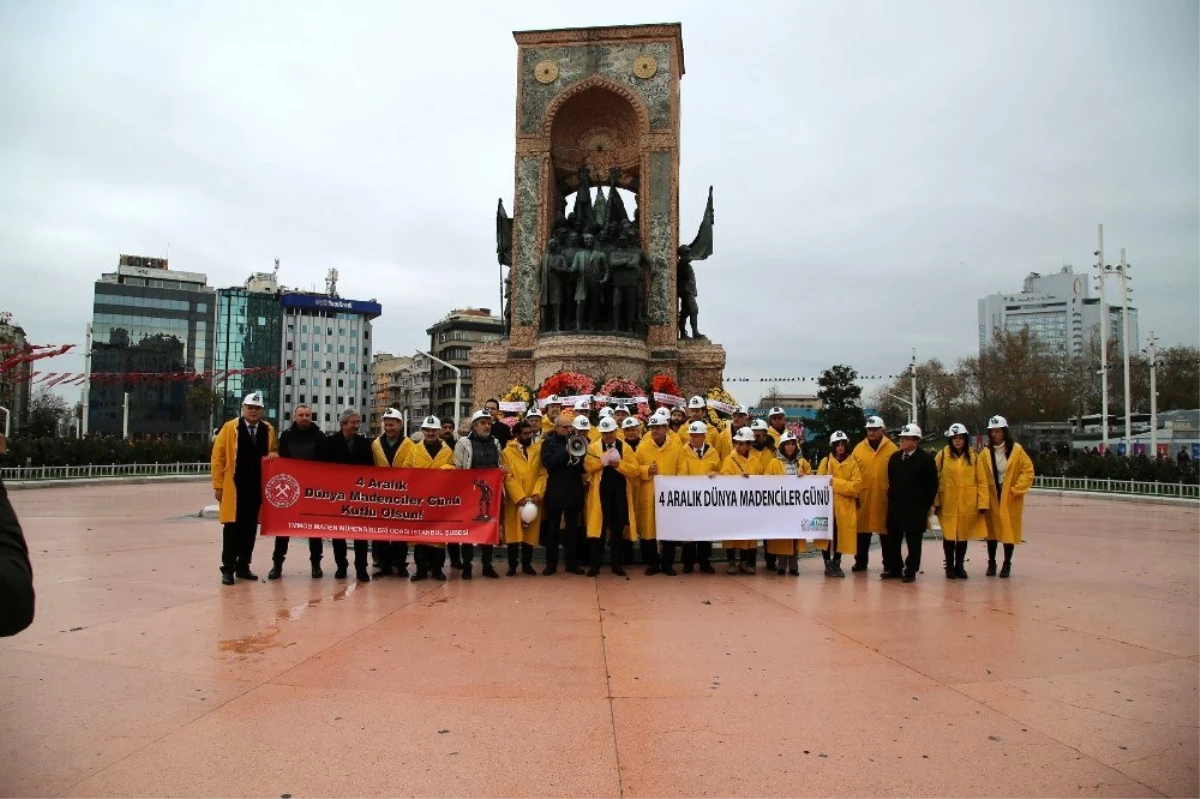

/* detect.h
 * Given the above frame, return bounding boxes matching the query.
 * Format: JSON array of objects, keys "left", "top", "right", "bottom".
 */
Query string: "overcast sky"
[{"left": 2, "top": 0, "right": 1196, "bottom": 407}]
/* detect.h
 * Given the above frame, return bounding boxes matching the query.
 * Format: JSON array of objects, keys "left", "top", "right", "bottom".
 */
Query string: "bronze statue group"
[{"left": 212, "top": 392, "right": 1035, "bottom": 586}]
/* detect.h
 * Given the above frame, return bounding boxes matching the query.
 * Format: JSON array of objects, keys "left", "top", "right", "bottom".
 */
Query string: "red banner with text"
[{"left": 259, "top": 458, "right": 503, "bottom": 544}]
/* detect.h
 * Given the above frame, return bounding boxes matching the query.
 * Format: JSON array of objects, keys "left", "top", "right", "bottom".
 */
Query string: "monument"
[{"left": 472, "top": 23, "right": 726, "bottom": 403}]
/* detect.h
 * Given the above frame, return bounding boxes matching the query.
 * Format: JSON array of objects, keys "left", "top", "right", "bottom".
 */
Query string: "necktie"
[{"left": 247, "top": 424, "right": 257, "bottom": 442}]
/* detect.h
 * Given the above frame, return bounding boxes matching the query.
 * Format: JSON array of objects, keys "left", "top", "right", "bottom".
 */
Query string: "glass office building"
[
  {"left": 215, "top": 276, "right": 283, "bottom": 425},
  {"left": 87, "top": 255, "right": 215, "bottom": 437}
]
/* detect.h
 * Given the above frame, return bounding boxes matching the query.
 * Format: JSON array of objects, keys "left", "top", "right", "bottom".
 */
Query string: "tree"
[
  {"left": 1157, "top": 346, "right": 1200, "bottom": 412},
  {"left": 812, "top": 365, "right": 863, "bottom": 449},
  {"left": 25, "top": 386, "right": 70, "bottom": 437},
  {"left": 758, "top": 384, "right": 783, "bottom": 407},
  {"left": 186, "top": 383, "right": 224, "bottom": 428}
]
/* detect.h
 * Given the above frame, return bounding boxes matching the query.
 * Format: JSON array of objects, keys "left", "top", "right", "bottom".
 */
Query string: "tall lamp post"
[
  {"left": 1093, "top": 225, "right": 1113, "bottom": 453},
  {"left": 1115, "top": 249, "right": 1133, "bottom": 455}
]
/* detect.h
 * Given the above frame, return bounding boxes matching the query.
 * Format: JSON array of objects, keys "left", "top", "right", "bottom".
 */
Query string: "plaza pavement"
[{"left": 0, "top": 483, "right": 1196, "bottom": 798}]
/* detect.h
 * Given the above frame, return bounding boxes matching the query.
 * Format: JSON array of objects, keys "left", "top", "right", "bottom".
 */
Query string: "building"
[
  {"left": 215, "top": 270, "right": 283, "bottom": 427},
  {"left": 369, "top": 352, "right": 411, "bottom": 434},
  {"left": 978, "top": 265, "right": 1138, "bottom": 356},
  {"left": 426, "top": 308, "right": 504, "bottom": 426},
  {"left": 408, "top": 351, "right": 432, "bottom": 423},
  {"left": 279, "top": 291, "right": 382, "bottom": 429},
  {"left": 756, "top": 392, "right": 823, "bottom": 410},
  {"left": 87, "top": 255, "right": 215, "bottom": 437},
  {"left": 0, "top": 313, "right": 30, "bottom": 435}
]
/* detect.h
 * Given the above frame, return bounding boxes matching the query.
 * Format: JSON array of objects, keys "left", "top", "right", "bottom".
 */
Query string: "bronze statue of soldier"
[
  {"left": 571, "top": 233, "right": 608, "bottom": 331},
  {"left": 538, "top": 238, "right": 567, "bottom": 332}
]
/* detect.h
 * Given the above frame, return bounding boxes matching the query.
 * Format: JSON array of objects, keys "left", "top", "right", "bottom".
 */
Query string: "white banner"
[
  {"left": 653, "top": 392, "right": 685, "bottom": 407},
  {"left": 540, "top": 394, "right": 592, "bottom": 408},
  {"left": 654, "top": 475, "right": 833, "bottom": 541},
  {"left": 706, "top": 398, "right": 739, "bottom": 415},
  {"left": 499, "top": 401, "right": 528, "bottom": 413}
]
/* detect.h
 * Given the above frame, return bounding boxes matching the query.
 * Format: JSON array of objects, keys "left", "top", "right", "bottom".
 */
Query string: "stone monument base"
[{"left": 470, "top": 335, "right": 727, "bottom": 406}]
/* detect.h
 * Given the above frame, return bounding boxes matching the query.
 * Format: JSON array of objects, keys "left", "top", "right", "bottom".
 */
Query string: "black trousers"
[
  {"left": 680, "top": 541, "right": 713, "bottom": 567},
  {"left": 272, "top": 536, "right": 323, "bottom": 564},
  {"left": 331, "top": 539, "right": 369, "bottom": 571},
  {"left": 590, "top": 491, "right": 626, "bottom": 571},
  {"left": 855, "top": 532, "right": 883, "bottom": 568},
  {"left": 541, "top": 505, "right": 581, "bottom": 569},
  {"left": 220, "top": 487, "right": 261, "bottom": 574},
  {"left": 461, "top": 543, "right": 494, "bottom": 565},
  {"left": 883, "top": 529, "right": 924, "bottom": 576},
  {"left": 371, "top": 540, "right": 408, "bottom": 570},
  {"left": 413, "top": 544, "right": 446, "bottom": 573}
]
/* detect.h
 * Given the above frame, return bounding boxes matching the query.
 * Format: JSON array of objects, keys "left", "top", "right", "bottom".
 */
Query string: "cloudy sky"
[{"left": 2, "top": 0, "right": 1196, "bottom": 407}]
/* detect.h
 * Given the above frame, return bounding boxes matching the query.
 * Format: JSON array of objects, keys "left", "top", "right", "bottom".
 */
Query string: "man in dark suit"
[
  {"left": 885, "top": 423, "right": 939, "bottom": 583},
  {"left": 317, "top": 408, "right": 376, "bottom": 582},
  {"left": 540, "top": 413, "right": 587, "bottom": 575}
]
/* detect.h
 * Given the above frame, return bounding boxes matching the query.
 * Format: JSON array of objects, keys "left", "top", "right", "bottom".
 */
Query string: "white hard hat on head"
[
  {"left": 734, "top": 404, "right": 749, "bottom": 415},
  {"left": 900, "top": 423, "right": 923, "bottom": 439},
  {"left": 470, "top": 409, "right": 491, "bottom": 423},
  {"left": 572, "top": 415, "right": 592, "bottom": 431},
  {"left": 687, "top": 395, "right": 706, "bottom": 409},
  {"left": 946, "top": 422, "right": 968, "bottom": 437},
  {"left": 621, "top": 416, "right": 640, "bottom": 429},
  {"left": 545, "top": 394, "right": 562, "bottom": 405},
  {"left": 750, "top": 419, "right": 769, "bottom": 432},
  {"left": 733, "top": 427, "right": 755, "bottom": 443},
  {"left": 421, "top": 415, "right": 441, "bottom": 430},
  {"left": 865, "top": 415, "right": 885, "bottom": 429},
  {"left": 779, "top": 431, "right": 798, "bottom": 445},
  {"left": 687, "top": 420, "right": 708, "bottom": 435},
  {"left": 598, "top": 417, "right": 618, "bottom": 433},
  {"left": 987, "top": 415, "right": 1009, "bottom": 429},
  {"left": 599, "top": 407, "right": 615, "bottom": 418},
  {"left": 526, "top": 407, "right": 542, "bottom": 418},
  {"left": 573, "top": 398, "right": 590, "bottom": 411},
  {"left": 768, "top": 406, "right": 786, "bottom": 417},
  {"left": 647, "top": 415, "right": 668, "bottom": 427},
  {"left": 830, "top": 430, "right": 849, "bottom": 444},
  {"left": 615, "top": 404, "right": 631, "bottom": 415},
  {"left": 242, "top": 392, "right": 265, "bottom": 408},
  {"left": 383, "top": 408, "right": 403, "bottom": 421}
]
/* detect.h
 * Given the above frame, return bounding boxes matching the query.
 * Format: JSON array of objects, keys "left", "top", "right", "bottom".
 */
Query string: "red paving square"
[{"left": 1, "top": 484, "right": 1196, "bottom": 797}]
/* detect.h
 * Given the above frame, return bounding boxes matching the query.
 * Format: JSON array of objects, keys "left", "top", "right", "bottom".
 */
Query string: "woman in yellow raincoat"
[
  {"left": 816, "top": 430, "right": 862, "bottom": 578},
  {"left": 934, "top": 423, "right": 988, "bottom": 580},
  {"left": 765, "top": 432, "right": 812, "bottom": 576},
  {"left": 978, "top": 415, "right": 1035, "bottom": 578}
]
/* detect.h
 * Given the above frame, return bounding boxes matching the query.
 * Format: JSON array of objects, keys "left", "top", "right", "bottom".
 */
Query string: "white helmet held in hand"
[
  {"left": 519, "top": 501, "right": 539, "bottom": 525},
  {"left": 830, "top": 430, "right": 849, "bottom": 444},
  {"left": 987, "top": 415, "right": 1009, "bottom": 429},
  {"left": 946, "top": 422, "right": 968, "bottom": 437}
]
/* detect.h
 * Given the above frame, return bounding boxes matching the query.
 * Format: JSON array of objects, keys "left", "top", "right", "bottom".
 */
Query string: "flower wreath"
[
  {"left": 596, "top": 377, "right": 651, "bottom": 420},
  {"left": 704, "top": 386, "right": 739, "bottom": 429},
  {"left": 538, "top": 371, "right": 596, "bottom": 421},
  {"left": 500, "top": 383, "right": 535, "bottom": 427},
  {"left": 649, "top": 373, "right": 683, "bottom": 412}
]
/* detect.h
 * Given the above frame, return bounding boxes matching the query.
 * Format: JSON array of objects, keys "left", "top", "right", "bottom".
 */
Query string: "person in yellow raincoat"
[
  {"left": 718, "top": 426, "right": 765, "bottom": 574},
  {"left": 978, "top": 415, "right": 1035, "bottom": 578},
  {"left": 766, "top": 406, "right": 789, "bottom": 447},
  {"left": 934, "top": 422, "right": 989, "bottom": 580},
  {"left": 816, "top": 430, "right": 862, "bottom": 579},
  {"left": 369, "top": 407, "right": 414, "bottom": 578},
  {"left": 211, "top": 391, "right": 278, "bottom": 585},
  {"left": 750, "top": 418, "right": 782, "bottom": 570},
  {"left": 583, "top": 416, "right": 641, "bottom": 576},
  {"left": 678, "top": 395, "right": 721, "bottom": 451},
  {"left": 852, "top": 415, "right": 898, "bottom": 575},
  {"left": 501, "top": 419, "right": 547, "bottom": 576},
  {"left": 403, "top": 415, "right": 456, "bottom": 582},
  {"left": 715, "top": 404, "right": 750, "bottom": 461},
  {"left": 541, "top": 395, "right": 564, "bottom": 438},
  {"left": 765, "top": 431, "right": 812, "bottom": 576},
  {"left": 674, "top": 420, "right": 721, "bottom": 574},
  {"left": 526, "top": 408, "right": 544, "bottom": 443},
  {"left": 630, "top": 415, "right": 679, "bottom": 575}
]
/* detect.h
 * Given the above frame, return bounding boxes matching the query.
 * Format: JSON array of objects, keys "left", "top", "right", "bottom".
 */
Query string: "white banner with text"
[{"left": 654, "top": 475, "right": 833, "bottom": 541}]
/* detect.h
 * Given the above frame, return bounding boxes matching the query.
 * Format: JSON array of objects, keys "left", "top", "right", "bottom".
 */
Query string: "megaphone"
[{"left": 567, "top": 434, "right": 590, "bottom": 459}]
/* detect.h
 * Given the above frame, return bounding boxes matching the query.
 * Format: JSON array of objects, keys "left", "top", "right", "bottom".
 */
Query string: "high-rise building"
[
  {"left": 279, "top": 292, "right": 382, "bottom": 429},
  {"left": 426, "top": 308, "right": 504, "bottom": 426},
  {"left": 369, "top": 352, "right": 411, "bottom": 433},
  {"left": 87, "top": 255, "right": 215, "bottom": 437},
  {"left": 978, "top": 266, "right": 1138, "bottom": 356},
  {"left": 0, "top": 313, "right": 30, "bottom": 435},
  {"left": 215, "top": 271, "right": 283, "bottom": 427},
  {"left": 409, "top": 351, "right": 432, "bottom": 423}
]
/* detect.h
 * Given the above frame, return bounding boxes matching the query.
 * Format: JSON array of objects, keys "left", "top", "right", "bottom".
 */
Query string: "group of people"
[{"left": 211, "top": 391, "right": 1035, "bottom": 586}]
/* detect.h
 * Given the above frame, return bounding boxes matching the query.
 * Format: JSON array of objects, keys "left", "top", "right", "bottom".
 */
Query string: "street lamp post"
[
  {"left": 1145, "top": 332, "right": 1160, "bottom": 459},
  {"left": 1116, "top": 248, "right": 1133, "bottom": 455},
  {"left": 1093, "top": 225, "right": 1112, "bottom": 453}
]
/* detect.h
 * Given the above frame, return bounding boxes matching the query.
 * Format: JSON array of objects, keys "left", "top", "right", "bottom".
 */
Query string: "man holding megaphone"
[{"left": 540, "top": 414, "right": 589, "bottom": 575}]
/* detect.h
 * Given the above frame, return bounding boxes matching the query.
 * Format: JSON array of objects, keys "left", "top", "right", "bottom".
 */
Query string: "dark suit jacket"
[
  {"left": 317, "top": 432, "right": 375, "bottom": 466},
  {"left": 0, "top": 485, "right": 34, "bottom": 637},
  {"left": 886, "top": 448, "right": 939, "bottom": 533}
]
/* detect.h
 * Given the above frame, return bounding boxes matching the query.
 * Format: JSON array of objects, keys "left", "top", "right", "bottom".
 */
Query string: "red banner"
[{"left": 258, "top": 458, "right": 503, "bottom": 544}]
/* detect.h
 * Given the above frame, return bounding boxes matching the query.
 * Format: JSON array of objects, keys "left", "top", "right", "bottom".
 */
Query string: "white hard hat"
[
  {"left": 687, "top": 420, "right": 708, "bottom": 435},
  {"left": 733, "top": 427, "right": 755, "bottom": 443},
  {"left": 421, "top": 415, "right": 441, "bottom": 430},
  {"left": 734, "top": 404, "right": 749, "bottom": 415},
  {"left": 598, "top": 407, "right": 615, "bottom": 418},
  {"left": 572, "top": 415, "right": 592, "bottom": 431},
  {"left": 865, "top": 415, "right": 885, "bottom": 429},
  {"left": 750, "top": 419, "right": 769, "bottom": 432},
  {"left": 987, "top": 415, "right": 1009, "bottom": 430},
  {"left": 519, "top": 500, "right": 538, "bottom": 525},
  {"left": 242, "top": 391, "right": 265, "bottom": 407},
  {"left": 383, "top": 408, "right": 403, "bottom": 421},
  {"left": 830, "top": 430, "right": 849, "bottom": 444},
  {"left": 621, "top": 416, "right": 640, "bottom": 429},
  {"left": 647, "top": 415, "right": 668, "bottom": 427},
  {"left": 526, "top": 407, "right": 542, "bottom": 418},
  {"left": 470, "top": 409, "right": 491, "bottom": 423},
  {"left": 545, "top": 394, "right": 563, "bottom": 406},
  {"left": 652, "top": 408, "right": 670, "bottom": 419},
  {"left": 899, "top": 423, "right": 923, "bottom": 439},
  {"left": 779, "top": 431, "right": 798, "bottom": 445},
  {"left": 687, "top": 395, "right": 706, "bottom": 409},
  {"left": 573, "top": 398, "right": 591, "bottom": 411},
  {"left": 615, "top": 404, "right": 631, "bottom": 415},
  {"left": 597, "top": 417, "right": 618, "bottom": 433},
  {"left": 768, "top": 406, "right": 786, "bottom": 417},
  {"left": 946, "top": 423, "right": 968, "bottom": 437}
]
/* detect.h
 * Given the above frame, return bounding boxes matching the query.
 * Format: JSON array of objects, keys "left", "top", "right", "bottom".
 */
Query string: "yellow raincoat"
[
  {"left": 501, "top": 439, "right": 547, "bottom": 545},
  {"left": 934, "top": 446, "right": 989, "bottom": 542},
  {"left": 583, "top": 438, "right": 641, "bottom": 540},
  {"left": 211, "top": 417, "right": 278, "bottom": 524},
  {"left": 371, "top": 435, "right": 412, "bottom": 468},
  {"left": 720, "top": 449, "right": 766, "bottom": 551},
  {"left": 402, "top": 438, "right": 455, "bottom": 549},
  {"left": 678, "top": 422, "right": 720, "bottom": 453},
  {"left": 816, "top": 454, "right": 862, "bottom": 555},
  {"left": 852, "top": 436, "right": 898, "bottom": 533},
  {"left": 766, "top": 453, "right": 813, "bottom": 557},
  {"left": 978, "top": 442, "right": 1035, "bottom": 545},
  {"left": 677, "top": 442, "right": 721, "bottom": 476},
  {"left": 632, "top": 434, "right": 680, "bottom": 540}
]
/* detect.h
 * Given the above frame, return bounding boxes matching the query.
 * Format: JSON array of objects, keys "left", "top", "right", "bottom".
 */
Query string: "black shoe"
[
  {"left": 522, "top": 564, "right": 537, "bottom": 576},
  {"left": 834, "top": 565, "right": 846, "bottom": 578},
  {"left": 986, "top": 561, "right": 997, "bottom": 577},
  {"left": 851, "top": 563, "right": 867, "bottom": 572},
  {"left": 699, "top": 562, "right": 715, "bottom": 574},
  {"left": 311, "top": 565, "right": 323, "bottom": 579},
  {"left": 776, "top": 567, "right": 786, "bottom": 576},
  {"left": 235, "top": 569, "right": 258, "bottom": 581},
  {"left": 945, "top": 568, "right": 957, "bottom": 579},
  {"left": 268, "top": 565, "right": 283, "bottom": 580},
  {"left": 567, "top": 566, "right": 586, "bottom": 575},
  {"left": 462, "top": 564, "right": 473, "bottom": 580},
  {"left": 506, "top": 564, "right": 518, "bottom": 577},
  {"left": 999, "top": 562, "right": 1011, "bottom": 578},
  {"left": 586, "top": 567, "right": 599, "bottom": 577},
  {"left": 764, "top": 555, "right": 777, "bottom": 570},
  {"left": 661, "top": 565, "right": 677, "bottom": 576},
  {"left": 372, "top": 568, "right": 391, "bottom": 578},
  {"left": 955, "top": 567, "right": 968, "bottom": 580},
  {"left": 611, "top": 566, "right": 627, "bottom": 577},
  {"left": 880, "top": 571, "right": 902, "bottom": 580},
  {"left": 221, "top": 573, "right": 235, "bottom": 585},
  {"left": 789, "top": 566, "right": 800, "bottom": 576},
  {"left": 450, "top": 559, "right": 463, "bottom": 570},
  {"left": 396, "top": 565, "right": 408, "bottom": 577},
  {"left": 542, "top": 565, "right": 558, "bottom": 576},
  {"left": 410, "top": 570, "right": 428, "bottom": 582},
  {"left": 682, "top": 563, "right": 695, "bottom": 574},
  {"left": 824, "top": 563, "right": 835, "bottom": 577},
  {"left": 335, "top": 567, "right": 348, "bottom": 579},
  {"left": 902, "top": 574, "right": 916, "bottom": 583},
  {"left": 432, "top": 569, "right": 447, "bottom": 581},
  {"left": 483, "top": 565, "right": 500, "bottom": 579},
  {"left": 645, "top": 565, "right": 661, "bottom": 576},
  {"left": 356, "top": 570, "right": 371, "bottom": 583}
]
